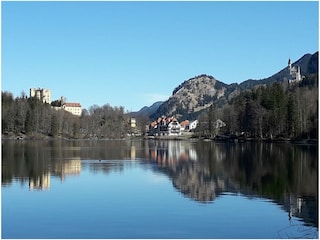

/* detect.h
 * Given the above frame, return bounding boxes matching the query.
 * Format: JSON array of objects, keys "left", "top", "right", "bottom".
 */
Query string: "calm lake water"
[{"left": 1, "top": 139, "right": 318, "bottom": 238}]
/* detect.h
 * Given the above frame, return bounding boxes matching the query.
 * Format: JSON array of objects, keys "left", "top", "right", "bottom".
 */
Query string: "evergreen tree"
[
  {"left": 25, "top": 109, "right": 35, "bottom": 134},
  {"left": 1, "top": 92, "right": 15, "bottom": 132},
  {"left": 50, "top": 114, "right": 59, "bottom": 137}
]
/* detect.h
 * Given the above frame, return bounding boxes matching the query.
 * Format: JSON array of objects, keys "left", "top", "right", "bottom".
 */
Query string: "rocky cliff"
[{"left": 151, "top": 74, "right": 240, "bottom": 119}]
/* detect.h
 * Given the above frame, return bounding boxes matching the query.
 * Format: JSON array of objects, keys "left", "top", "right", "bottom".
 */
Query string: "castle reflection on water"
[
  {"left": 2, "top": 139, "right": 318, "bottom": 229},
  {"left": 29, "top": 158, "right": 81, "bottom": 190}
]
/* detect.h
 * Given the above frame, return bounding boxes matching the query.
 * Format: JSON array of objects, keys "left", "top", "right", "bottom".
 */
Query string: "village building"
[
  {"left": 147, "top": 117, "right": 201, "bottom": 136},
  {"left": 214, "top": 119, "right": 226, "bottom": 129},
  {"left": 148, "top": 116, "right": 182, "bottom": 136},
  {"left": 128, "top": 117, "right": 141, "bottom": 136},
  {"left": 179, "top": 119, "right": 199, "bottom": 132},
  {"left": 180, "top": 120, "right": 190, "bottom": 131},
  {"left": 130, "top": 118, "right": 136, "bottom": 128},
  {"left": 189, "top": 120, "right": 199, "bottom": 130},
  {"left": 167, "top": 118, "right": 181, "bottom": 136}
]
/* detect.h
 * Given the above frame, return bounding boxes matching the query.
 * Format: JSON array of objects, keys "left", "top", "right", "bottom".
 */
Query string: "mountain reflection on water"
[{"left": 2, "top": 139, "right": 318, "bottom": 228}]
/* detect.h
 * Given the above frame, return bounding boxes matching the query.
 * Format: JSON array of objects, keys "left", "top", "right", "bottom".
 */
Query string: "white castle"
[{"left": 288, "top": 58, "right": 303, "bottom": 84}]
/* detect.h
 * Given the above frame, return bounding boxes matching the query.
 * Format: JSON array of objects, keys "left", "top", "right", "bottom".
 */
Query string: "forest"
[
  {"left": 1, "top": 73, "right": 318, "bottom": 140},
  {"left": 1, "top": 92, "right": 135, "bottom": 139},
  {"left": 196, "top": 74, "right": 318, "bottom": 140}
]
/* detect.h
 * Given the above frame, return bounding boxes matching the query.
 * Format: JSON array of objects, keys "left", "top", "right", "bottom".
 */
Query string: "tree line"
[
  {"left": 1, "top": 92, "right": 130, "bottom": 139},
  {"left": 196, "top": 74, "right": 318, "bottom": 140},
  {"left": 2, "top": 73, "right": 318, "bottom": 140}
]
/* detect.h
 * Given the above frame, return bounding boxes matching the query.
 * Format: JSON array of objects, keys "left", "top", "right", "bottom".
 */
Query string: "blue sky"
[{"left": 2, "top": 1, "right": 319, "bottom": 111}]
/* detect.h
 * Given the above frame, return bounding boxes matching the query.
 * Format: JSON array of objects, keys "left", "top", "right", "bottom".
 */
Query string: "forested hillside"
[
  {"left": 195, "top": 74, "right": 318, "bottom": 140},
  {"left": 1, "top": 93, "right": 130, "bottom": 139}
]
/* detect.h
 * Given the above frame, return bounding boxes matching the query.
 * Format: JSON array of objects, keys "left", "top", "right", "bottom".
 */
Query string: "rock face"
[
  {"left": 172, "top": 75, "right": 226, "bottom": 113},
  {"left": 152, "top": 74, "right": 239, "bottom": 119}
]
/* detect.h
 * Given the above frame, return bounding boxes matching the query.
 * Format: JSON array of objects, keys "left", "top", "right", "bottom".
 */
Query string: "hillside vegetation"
[
  {"left": 195, "top": 76, "right": 318, "bottom": 140},
  {"left": 2, "top": 52, "right": 318, "bottom": 140},
  {"left": 1, "top": 94, "right": 129, "bottom": 139}
]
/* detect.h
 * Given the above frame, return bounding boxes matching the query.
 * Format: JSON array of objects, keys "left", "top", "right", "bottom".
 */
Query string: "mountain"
[
  {"left": 150, "top": 51, "right": 318, "bottom": 120},
  {"left": 151, "top": 74, "right": 240, "bottom": 120},
  {"left": 131, "top": 101, "right": 163, "bottom": 117}
]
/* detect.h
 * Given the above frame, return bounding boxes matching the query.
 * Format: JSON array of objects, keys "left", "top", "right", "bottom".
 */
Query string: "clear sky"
[{"left": 1, "top": 1, "right": 319, "bottom": 111}]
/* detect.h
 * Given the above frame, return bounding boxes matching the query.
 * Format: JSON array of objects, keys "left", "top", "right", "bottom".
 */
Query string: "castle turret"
[{"left": 288, "top": 58, "right": 303, "bottom": 85}]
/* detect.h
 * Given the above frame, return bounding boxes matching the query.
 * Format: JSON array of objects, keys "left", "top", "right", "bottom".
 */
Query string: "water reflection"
[
  {"left": 29, "top": 173, "right": 50, "bottom": 190},
  {"left": 2, "top": 139, "right": 318, "bottom": 228},
  {"left": 52, "top": 158, "right": 81, "bottom": 182},
  {"left": 143, "top": 141, "right": 220, "bottom": 202},
  {"left": 82, "top": 159, "right": 125, "bottom": 174},
  {"left": 143, "top": 140, "right": 224, "bottom": 202}
]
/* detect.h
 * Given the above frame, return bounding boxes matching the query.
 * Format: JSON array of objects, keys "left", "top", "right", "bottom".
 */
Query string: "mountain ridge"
[
  {"left": 138, "top": 51, "right": 318, "bottom": 120},
  {"left": 131, "top": 101, "right": 163, "bottom": 117}
]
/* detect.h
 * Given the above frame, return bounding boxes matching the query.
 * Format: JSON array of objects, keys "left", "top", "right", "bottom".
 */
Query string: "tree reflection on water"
[
  {"left": 2, "top": 139, "right": 318, "bottom": 228},
  {"left": 142, "top": 140, "right": 318, "bottom": 228}
]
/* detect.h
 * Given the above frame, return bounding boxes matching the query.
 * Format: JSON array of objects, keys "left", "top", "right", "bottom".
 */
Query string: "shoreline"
[{"left": 2, "top": 132, "right": 317, "bottom": 145}]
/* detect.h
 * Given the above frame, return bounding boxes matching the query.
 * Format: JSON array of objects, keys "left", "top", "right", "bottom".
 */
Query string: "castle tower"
[
  {"left": 297, "top": 66, "right": 302, "bottom": 81},
  {"left": 288, "top": 58, "right": 291, "bottom": 69},
  {"left": 288, "top": 58, "right": 303, "bottom": 84},
  {"left": 30, "top": 88, "right": 51, "bottom": 104}
]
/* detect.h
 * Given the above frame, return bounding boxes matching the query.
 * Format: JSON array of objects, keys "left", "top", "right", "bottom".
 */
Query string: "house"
[
  {"left": 180, "top": 120, "right": 190, "bottom": 131},
  {"left": 179, "top": 119, "right": 198, "bottom": 132},
  {"left": 147, "top": 116, "right": 182, "bottom": 136},
  {"left": 52, "top": 96, "right": 82, "bottom": 116},
  {"left": 189, "top": 120, "right": 199, "bottom": 130},
  {"left": 130, "top": 118, "right": 136, "bottom": 128},
  {"left": 214, "top": 119, "right": 226, "bottom": 129},
  {"left": 167, "top": 118, "right": 181, "bottom": 136},
  {"left": 63, "top": 102, "right": 82, "bottom": 116}
]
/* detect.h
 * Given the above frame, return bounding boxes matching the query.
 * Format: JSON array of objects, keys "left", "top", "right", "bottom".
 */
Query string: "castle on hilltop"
[
  {"left": 30, "top": 88, "right": 51, "bottom": 104},
  {"left": 288, "top": 58, "right": 303, "bottom": 84},
  {"left": 30, "top": 88, "right": 82, "bottom": 116}
]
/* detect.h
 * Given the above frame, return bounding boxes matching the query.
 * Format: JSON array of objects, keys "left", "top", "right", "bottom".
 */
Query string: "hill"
[
  {"left": 150, "top": 51, "right": 318, "bottom": 120},
  {"left": 131, "top": 101, "right": 163, "bottom": 117},
  {"left": 150, "top": 74, "right": 239, "bottom": 120}
]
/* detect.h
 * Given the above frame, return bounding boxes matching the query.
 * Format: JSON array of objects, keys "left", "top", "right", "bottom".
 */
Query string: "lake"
[{"left": 1, "top": 139, "right": 318, "bottom": 238}]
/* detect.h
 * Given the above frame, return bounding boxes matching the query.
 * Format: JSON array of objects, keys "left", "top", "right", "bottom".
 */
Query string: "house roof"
[
  {"left": 64, "top": 102, "right": 81, "bottom": 107},
  {"left": 180, "top": 120, "right": 190, "bottom": 127}
]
